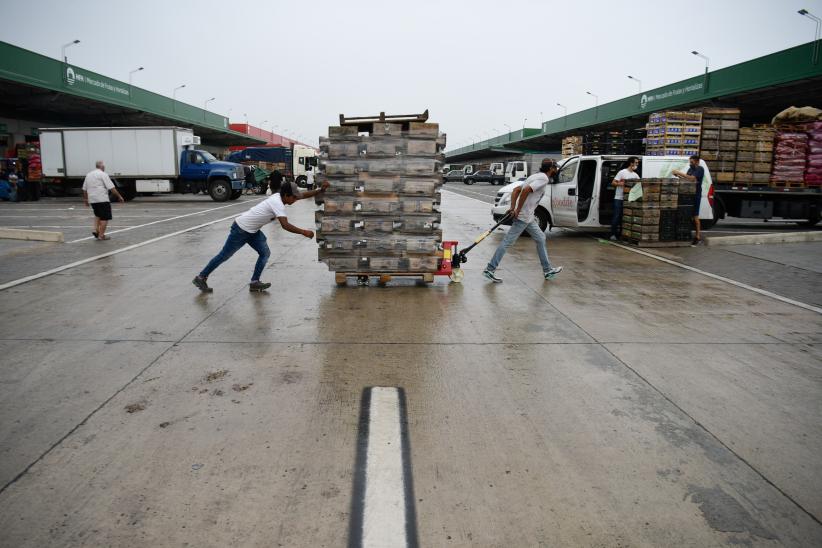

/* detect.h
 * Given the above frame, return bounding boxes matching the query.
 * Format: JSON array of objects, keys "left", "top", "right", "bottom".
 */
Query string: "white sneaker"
[
  {"left": 609, "top": 235, "right": 618, "bottom": 241},
  {"left": 483, "top": 270, "right": 503, "bottom": 283},
  {"left": 544, "top": 266, "right": 563, "bottom": 280}
]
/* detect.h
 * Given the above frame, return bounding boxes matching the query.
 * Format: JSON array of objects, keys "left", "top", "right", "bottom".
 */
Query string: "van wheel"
[
  {"left": 464, "top": 178, "right": 474, "bottom": 185},
  {"left": 208, "top": 179, "right": 231, "bottom": 202},
  {"left": 535, "top": 208, "right": 550, "bottom": 232}
]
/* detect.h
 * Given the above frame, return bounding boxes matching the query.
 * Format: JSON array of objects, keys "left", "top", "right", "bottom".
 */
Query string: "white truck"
[
  {"left": 39, "top": 126, "right": 246, "bottom": 201},
  {"left": 491, "top": 155, "right": 715, "bottom": 231},
  {"left": 293, "top": 144, "right": 319, "bottom": 187},
  {"left": 503, "top": 153, "right": 564, "bottom": 184}
]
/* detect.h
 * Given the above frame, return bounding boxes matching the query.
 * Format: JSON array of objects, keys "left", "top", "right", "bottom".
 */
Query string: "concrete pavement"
[{"left": 0, "top": 191, "right": 820, "bottom": 546}]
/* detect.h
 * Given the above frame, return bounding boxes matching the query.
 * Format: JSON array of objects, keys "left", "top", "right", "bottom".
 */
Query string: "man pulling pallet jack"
[{"left": 480, "top": 159, "right": 563, "bottom": 283}]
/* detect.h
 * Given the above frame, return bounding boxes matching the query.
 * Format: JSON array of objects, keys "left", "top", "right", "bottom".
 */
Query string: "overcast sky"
[{"left": 1, "top": 0, "right": 820, "bottom": 148}]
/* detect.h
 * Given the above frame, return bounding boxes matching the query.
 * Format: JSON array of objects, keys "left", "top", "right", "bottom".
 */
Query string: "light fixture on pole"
[
  {"left": 61, "top": 39, "right": 80, "bottom": 63},
  {"left": 203, "top": 97, "right": 216, "bottom": 122},
  {"left": 128, "top": 66, "right": 143, "bottom": 86},
  {"left": 691, "top": 51, "right": 709, "bottom": 72},
  {"left": 627, "top": 75, "right": 642, "bottom": 92},
  {"left": 244, "top": 113, "right": 249, "bottom": 126},
  {"left": 522, "top": 117, "right": 528, "bottom": 130},
  {"left": 798, "top": 9, "right": 821, "bottom": 64},
  {"left": 172, "top": 84, "right": 186, "bottom": 112}
]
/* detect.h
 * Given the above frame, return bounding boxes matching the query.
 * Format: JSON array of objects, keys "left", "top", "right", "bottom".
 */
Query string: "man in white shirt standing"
[
  {"left": 82, "top": 161, "right": 124, "bottom": 240},
  {"left": 192, "top": 180, "right": 328, "bottom": 292},
  {"left": 483, "top": 159, "right": 563, "bottom": 283},
  {"left": 610, "top": 156, "right": 640, "bottom": 241}
]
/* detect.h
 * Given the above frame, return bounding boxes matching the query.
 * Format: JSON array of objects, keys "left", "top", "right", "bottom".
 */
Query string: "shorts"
[
  {"left": 692, "top": 186, "right": 702, "bottom": 217},
  {"left": 91, "top": 202, "right": 112, "bottom": 221}
]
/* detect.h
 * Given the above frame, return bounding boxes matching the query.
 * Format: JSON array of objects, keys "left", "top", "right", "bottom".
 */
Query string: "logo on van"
[
  {"left": 640, "top": 94, "right": 648, "bottom": 110},
  {"left": 66, "top": 67, "right": 76, "bottom": 86}
]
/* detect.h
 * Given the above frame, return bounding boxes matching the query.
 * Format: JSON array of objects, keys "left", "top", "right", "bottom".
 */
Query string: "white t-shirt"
[
  {"left": 235, "top": 194, "right": 288, "bottom": 233},
  {"left": 82, "top": 169, "right": 115, "bottom": 203},
  {"left": 613, "top": 168, "right": 639, "bottom": 200},
  {"left": 306, "top": 170, "right": 315, "bottom": 186},
  {"left": 517, "top": 172, "right": 549, "bottom": 224}
]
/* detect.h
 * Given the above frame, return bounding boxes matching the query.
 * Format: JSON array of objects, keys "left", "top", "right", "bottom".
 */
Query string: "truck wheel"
[
  {"left": 797, "top": 211, "right": 820, "bottom": 227},
  {"left": 230, "top": 189, "right": 242, "bottom": 200},
  {"left": 208, "top": 179, "right": 231, "bottom": 202},
  {"left": 465, "top": 178, "right": 474, "bottom": 185},
  {"left": 117, "top": 181, "right": 137, "bottom": 202},
  {"left": 296, "top": 175, "right": 307, "bottom": 188}
]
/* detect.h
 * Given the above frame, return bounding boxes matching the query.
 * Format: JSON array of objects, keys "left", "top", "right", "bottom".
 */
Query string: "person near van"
[
  {"left": 483, "top": 159, "right": 563, "bottom": 283},
  {"left": 243, "top": 165, "right": 256, "bottom": 195},
  {"left": 83, "top": 161, "right": 125, "bottom": 240},
  {"left": 192, "top": 180, "right": 328, "bottom": 293},
  {"left": 610, "top": 156, "right": 640, "bottom": 241},
  {"left": 0, "top": 172, "right": 12, "bottom": 201},
  {"left": 673, "top": 155, "right": 704, "bottom": 246}
]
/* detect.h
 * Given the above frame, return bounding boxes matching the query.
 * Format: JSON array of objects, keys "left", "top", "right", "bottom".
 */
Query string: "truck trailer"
[{"left": 39, "top": 126, "right": 246, "bottom": 202}]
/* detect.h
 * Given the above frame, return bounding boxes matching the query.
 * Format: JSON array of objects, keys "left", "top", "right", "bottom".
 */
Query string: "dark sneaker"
[
  {"left": 249, "top": 281, "right": 271, "bottom": 292},
  {"left": 483, "top": 270, "right": 503, "bottom": 283},
  {"left": 92, "top": 231, "right": 98, "bottom": 239},
  {"left": 544, "top": 266, "right": 563, "bottom": 280},
  {"left": 192, "top": 276, "right": 212, "bottom": 293},
  {"left": 691, "top": 238, "right": 702, "bottom": 247}
]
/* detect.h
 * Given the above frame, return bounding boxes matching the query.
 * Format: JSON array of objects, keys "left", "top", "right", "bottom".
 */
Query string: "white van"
[{"left": 491, "top": 155, "right": 715, "bottom": 231}]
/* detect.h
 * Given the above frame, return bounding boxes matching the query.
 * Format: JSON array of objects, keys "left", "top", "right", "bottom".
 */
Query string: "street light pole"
[
  {"left": 172, "top": 84, "right": 186, "bottom": 112},
  {"left": 627, "top": 75, "right": 642, "bottom": 93},
  {"left": 557, "top": 103, "right": 567, "bottom": 128},
  {"left": 691, "top": 51, "right": 710, "bottom": 93},
  {"left": 586, "top": 91, "right": 599, "bottom": 118},
  {"left": 61, "top": 39, "right": 80, "bottom": 63},
  {"left": 504, "top": 123, "right": 512, "bottom": 135},
  {"left": 204, "top": 97, "right": 216, "bottom": 122},
  {"left": 128, "top": 66, "right": 144, "bottom": 86},
  {"left": 798, "top": 9, "right": 822, "bottom": 64}
]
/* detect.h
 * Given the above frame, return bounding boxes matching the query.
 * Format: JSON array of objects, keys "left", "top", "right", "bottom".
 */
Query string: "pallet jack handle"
[{"left": 452, "top": 211, "right": 513, "bottom": 267}]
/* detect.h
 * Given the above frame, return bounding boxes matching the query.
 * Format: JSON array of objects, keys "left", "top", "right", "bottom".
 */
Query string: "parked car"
[
  {"left": 444, "top": 169, "right": 467, "bottom": 183},
  {"left": 464, "top": 169, "right": 505, "bottom": 185}
]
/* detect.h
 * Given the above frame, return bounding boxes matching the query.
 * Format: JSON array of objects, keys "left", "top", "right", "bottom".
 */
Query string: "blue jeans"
[
  {"left": 485, "top": 218, "right": 553, "bottom": 274},
  {"left": 611, "top": 199, "right": 624, "bottom": 237},
  {"left": 200, "top": 222, "right": 271, "bottom": 281}
]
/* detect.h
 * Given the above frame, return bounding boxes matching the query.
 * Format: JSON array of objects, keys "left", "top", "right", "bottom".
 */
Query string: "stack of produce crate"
[
  {"left": 770, "top": 126, "right": 809, "bottom": 188},
  {"left": 316, "top": 111, "right": 446, "bottom": 283},
  {"left": 734, "top": 126, "right": 776, "bottom": 186},
  {"left": 621, "top": 179, "right": 695, "bottom": 244},
  {"left": 697, "top": 108, "right": 739, "bottom": 183},
  {"left": 583, "top": 132, "right": 606, "bottom": 154},
  {"left": 644, "top": 111, "right": 702, "bottom": 156},
  {"left": 561, "top": 136, "right": 583, "bottom": 157}
]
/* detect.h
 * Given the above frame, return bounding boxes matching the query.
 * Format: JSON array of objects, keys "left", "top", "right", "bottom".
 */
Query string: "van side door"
[{"left": 551, "top": 157, "right": 579, "bottom": 227}]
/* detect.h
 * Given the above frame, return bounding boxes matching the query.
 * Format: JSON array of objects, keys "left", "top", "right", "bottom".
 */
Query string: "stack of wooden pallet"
[
  {"left": 561, "top": 136, "right": 583, "bottom": 157},
  {"left": 734, "top": 126, "right": 776, "bottom": 186},
  {"left": 644, "top": 111, "right": 702, "bottom": 156},
  {"left": 621, "top": 179, "right": 695, "bottom": 245},
  {"left": 316, "top": 111, "right": 446, "bottom": 284},
  {"left": 697, "top": 108, "right": 740, "bottom": 183}
]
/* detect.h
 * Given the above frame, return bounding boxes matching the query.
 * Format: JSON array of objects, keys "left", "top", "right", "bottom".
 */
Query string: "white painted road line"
[
  {"left": 350, "top": 387, "right": 418, "bottom": 548},
  {"left": 67, "top": 199, "right": 261, "bottom": 243},
  {"left": 364, "top": 387, "right": 407, "bottom": 548},
  {"left": 606, "top": 241, "right": 822, "bottom": 315},
  {"left": 0, "top": 213, "right": 239, "bottom": 292}
]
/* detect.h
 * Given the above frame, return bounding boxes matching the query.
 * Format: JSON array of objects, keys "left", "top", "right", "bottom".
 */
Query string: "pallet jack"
[{"left": 435, "top": 212, "right": 512, "bottom": 283}]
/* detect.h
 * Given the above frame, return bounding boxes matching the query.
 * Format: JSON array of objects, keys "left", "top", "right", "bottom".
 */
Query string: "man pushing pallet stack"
[{"left": 315, "top": 111, "right": 447, "bottom": 285}]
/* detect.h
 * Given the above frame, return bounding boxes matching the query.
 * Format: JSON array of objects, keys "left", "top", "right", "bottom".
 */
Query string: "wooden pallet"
[{"left": 334, "top": 272, "right": 435, "bottom": 285}]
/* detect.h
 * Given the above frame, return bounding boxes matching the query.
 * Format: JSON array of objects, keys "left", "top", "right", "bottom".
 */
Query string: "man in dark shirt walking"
[{"left": 673, "top": 155, "right": 705, "bottom": 246}]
